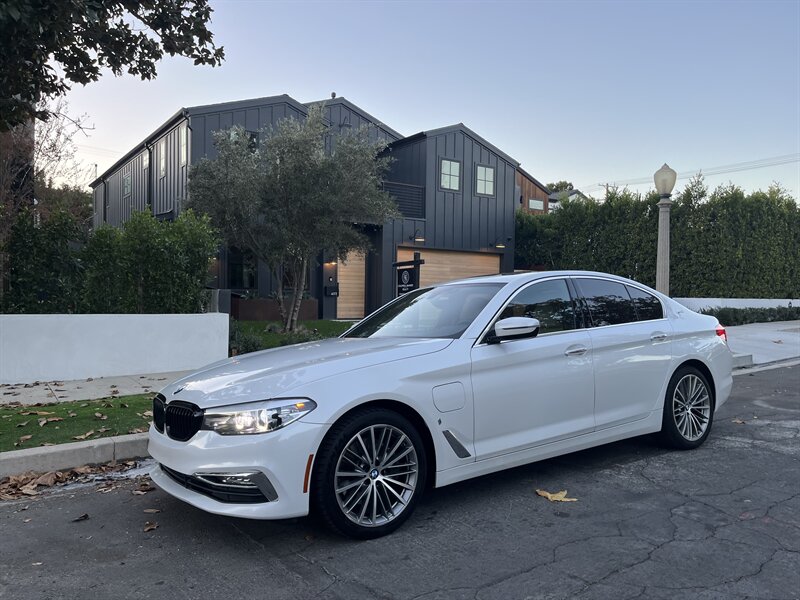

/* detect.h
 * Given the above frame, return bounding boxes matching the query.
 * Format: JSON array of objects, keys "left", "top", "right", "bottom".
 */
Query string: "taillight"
[{"left": 716, "top": 324, "right": 728, "bottom": 344}]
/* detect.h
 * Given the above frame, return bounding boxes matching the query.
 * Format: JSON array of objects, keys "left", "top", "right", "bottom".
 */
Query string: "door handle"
[
  {"left": 564, "top": 346, "right": 588, "bottom": 357},
  {"left": 650, "top": 332, "right": 668, "bottom": 341}
]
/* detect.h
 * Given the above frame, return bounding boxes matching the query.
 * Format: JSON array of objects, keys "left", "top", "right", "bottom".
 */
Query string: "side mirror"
[{"left": 489, "top": 317, "right": 541, "bottom": 343}]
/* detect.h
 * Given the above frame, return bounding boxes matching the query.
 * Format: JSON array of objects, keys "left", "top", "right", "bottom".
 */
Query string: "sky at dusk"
[{"left": 66, "top": 0, "right": 800, "bottom": 200}]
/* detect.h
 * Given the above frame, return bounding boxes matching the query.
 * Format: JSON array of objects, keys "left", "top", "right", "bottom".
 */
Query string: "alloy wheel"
[
  {"left": 672, "top": 374, "right": 711, "bottom": 442},
  {"left": 334, "top": 424, "right": 419, "bottom": 527}
]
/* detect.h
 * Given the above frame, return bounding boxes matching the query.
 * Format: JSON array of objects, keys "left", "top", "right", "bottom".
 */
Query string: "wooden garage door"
[
  {"left": 397, "top": 248, "right": 500, "bottom": 287},
  {"left": 337, "top": 251, "right": 366, "bottom": 319}
]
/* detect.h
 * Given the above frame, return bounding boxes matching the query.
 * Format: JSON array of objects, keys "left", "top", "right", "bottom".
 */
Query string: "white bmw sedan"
[{"left": 149, "top": 271, "right": 732, "bottom": 538}]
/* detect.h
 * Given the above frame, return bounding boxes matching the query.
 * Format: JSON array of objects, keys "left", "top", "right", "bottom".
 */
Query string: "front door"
[{"left": 471, "top": 278, "right": 595, "bottom": 459}]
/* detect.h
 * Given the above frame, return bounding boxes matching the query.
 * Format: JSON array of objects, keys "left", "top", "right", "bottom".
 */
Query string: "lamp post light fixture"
[{"left": 654, "top": 163, "right": 678, "bottom": 295}]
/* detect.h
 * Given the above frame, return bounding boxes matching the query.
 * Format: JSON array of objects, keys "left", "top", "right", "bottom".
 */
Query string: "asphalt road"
[{"left": 1, "top": 364, "right": 798, "bottom": 600}]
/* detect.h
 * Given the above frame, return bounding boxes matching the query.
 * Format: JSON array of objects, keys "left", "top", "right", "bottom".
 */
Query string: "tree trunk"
[
  {"left": 286, "top": 258, "right": 307, "bottom": 332},
  {"left": 274, "top": 264, "right": 287, "bottom": 325}
]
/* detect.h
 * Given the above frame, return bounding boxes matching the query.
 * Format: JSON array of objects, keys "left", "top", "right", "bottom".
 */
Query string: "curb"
[{"left": 0, "top": 433, "right": 149, "bottom": 479}]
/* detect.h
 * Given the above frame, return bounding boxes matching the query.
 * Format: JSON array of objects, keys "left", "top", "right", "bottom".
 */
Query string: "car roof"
[{"left": 440, "top": 270, "right": 662, "bottom": 294}]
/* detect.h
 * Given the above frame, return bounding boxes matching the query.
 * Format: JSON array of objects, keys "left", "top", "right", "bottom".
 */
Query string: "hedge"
[
  {"left": 4, "top": 209, "right": 219, "bottom": 314},
  {"left": 516, "top": 180, "right": 800, "bottom": 298}
]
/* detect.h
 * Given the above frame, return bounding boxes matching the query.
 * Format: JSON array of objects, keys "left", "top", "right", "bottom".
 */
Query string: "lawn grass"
[
  {"left": 235, "top": 319, "right": 353, "bottom": 351},
  {"left": 0, "top": 394, "right": 154, "bottom": 453}
]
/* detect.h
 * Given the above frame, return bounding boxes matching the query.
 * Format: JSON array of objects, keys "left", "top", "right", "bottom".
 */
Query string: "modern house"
[
  {"left": 516, "top": 167, "right": 550, "bottom": 214},
  {"left": 547, "top": 188, "right": 587, "bottom": 212},
  {"left": 90, "top": 93, "right": 540, "bottom": 319}
]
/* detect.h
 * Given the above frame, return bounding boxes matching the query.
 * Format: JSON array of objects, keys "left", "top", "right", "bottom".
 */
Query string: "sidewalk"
[
  {"left": 0, "top": 370, "right": 191, "bottom": 406},
  {"left": 726, "top": 320, "right": 800, "bottom": 366}
]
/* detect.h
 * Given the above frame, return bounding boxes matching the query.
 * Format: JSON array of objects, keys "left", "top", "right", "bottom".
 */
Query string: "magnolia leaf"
[
  {"left": 732, "top": 418, "right": 746, "bottom": 424},
  {"left": 536, "top": 489, "right": 578, "bottom": 502},
  {"left": 143, "top": 521, "right": 158, "bottom": 532},
  {"left": 72, "top": 513, "right": 89, "bottom": 522},
  {"left": 143, "top": 508, "right": 162, "bottom": 514},
  {"left": 73, "top": 430, "right": 95, "bottom": 440}
]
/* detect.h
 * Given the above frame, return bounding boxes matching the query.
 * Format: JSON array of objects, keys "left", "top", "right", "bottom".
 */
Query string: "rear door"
[{"left": 573, "top": 277, "right": 673, "bottom": 429}]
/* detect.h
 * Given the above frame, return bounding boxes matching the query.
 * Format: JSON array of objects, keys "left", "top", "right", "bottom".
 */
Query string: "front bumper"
[{"left": 148, "top": 421, "right": 324, "bottom": 520}]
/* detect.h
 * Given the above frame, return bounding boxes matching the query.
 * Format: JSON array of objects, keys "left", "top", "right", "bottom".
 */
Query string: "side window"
[
  {"left": 626, "top": 285, "right": 664, "bottom": 321},
  {"left": 498, "top": 279, "right": 577, "bottom": 334},
  {"left": 576, "top": 278, "right": 636, "bottom": 327}
]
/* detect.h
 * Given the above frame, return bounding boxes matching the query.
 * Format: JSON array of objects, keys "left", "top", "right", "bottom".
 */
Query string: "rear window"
[
  {"left": 576, "top": 278, "right": 636, "bottom": 327},
  {"left": 626, "top": 285, "right": 664, "bottom": 321}
]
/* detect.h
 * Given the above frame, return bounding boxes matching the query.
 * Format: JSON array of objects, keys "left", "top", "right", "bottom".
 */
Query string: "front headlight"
[{"left": 201, "top": 399, "right": 317, "bottom": 435}]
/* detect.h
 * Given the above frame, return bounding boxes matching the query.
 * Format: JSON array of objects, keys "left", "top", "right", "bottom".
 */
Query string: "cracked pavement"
[{"left": 1, "top": 364, "right": 798, "bottom": 600}]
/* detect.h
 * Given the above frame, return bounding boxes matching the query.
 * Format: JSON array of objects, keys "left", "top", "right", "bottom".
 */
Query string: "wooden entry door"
[
  {"left": 396, "top": 248, "right": 500, "bottom": 288},
  {"left": 337, "top": 251, "right": 366, "bottom": 319}
]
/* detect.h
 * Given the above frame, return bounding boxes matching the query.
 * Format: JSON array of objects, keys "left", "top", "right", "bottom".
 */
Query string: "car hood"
[{"left": 160, "top": 337, "right": 453, "bottom": 409}]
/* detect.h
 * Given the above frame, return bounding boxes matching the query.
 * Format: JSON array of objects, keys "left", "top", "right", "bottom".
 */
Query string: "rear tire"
[
  {"left": 310, "top": 408, "right": 427, "bottom": 539},
  {"left": 659, "top": 365, "right": 714, "bottom": 450}
]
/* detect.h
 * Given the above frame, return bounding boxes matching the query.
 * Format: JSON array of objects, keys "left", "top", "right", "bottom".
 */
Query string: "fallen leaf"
[
  {"left": 97, "top": 427, "right": 110, "bottom": 433},
  {"left": 111, "top": 390, "right": 119, "bottom": 395},
  {"left": 16, "top": 421, "right": 29, "bottom": 427},
  {"left": 80, "top": 403, "right": 88, "bottom": 407},
  {"left": 142, "top": 410, "right": 153, "bottom": 417},
  {"left": 23, "top": 518, "right": 31, "bottom": 523},
  {"left": 732, "top": 418, "right": 746, "bottom": 424},
  {"left": 102, "top": 401, "right": 114, "bottom": 408},
  {"left": 47, "top": 417, "right": 63, "bottom": 423},
  {"left": 31, "top": 562, "right": 42, "bottom": 566},
  {"left": 143, "top": 521, "right": 158, "bottom": 532},
  {"left": 71, "top": 513, "right": 89, "bottom": 522},
  {"left": 143, "top": 508, "right": 162, "bottom": 514},
  {"left": 20, "top": 411, "right": 53, "bottom": 416},
  {"left": 16, "top": 434, "right": 33, "bottom": 445},
  {"left": 110, "top": 384, "right": 118, "bottom": 388},
  {"left": 86, "top": 378, "right": 93, "bottom": 382},
  {"left": 536, "top": 489, "right": 578, "bottom": 502},
  {"left": 72, "top": 430, "right": 95, "bottom": 440},
  {"left": 94, "top": 413, "right": 108, "bottom": 421},
  {"left": 772, "top": 339, "right": 783, "bottom": 344},
  {"left": 68, "top": 412, "right": 77, "bottom": 418},
  {"left": 128, "top": 427, "right": 145, "bottom": 434},
  {"left": 37, "top": 418, "right": 47, "bottom": 427},
  {"left": 120, "top": 403, "right": 129, "bottom": 409},
  {"left": 39, "top": 442, "right": 54, "bottom": 447}
]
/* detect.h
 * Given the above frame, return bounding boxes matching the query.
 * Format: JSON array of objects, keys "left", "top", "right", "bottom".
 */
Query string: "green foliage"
[
  {"left": 0, "top": 1, "right": 224, "bottom": 130},
  {"left": 515, "top": 179, "right": 799, "bottom": 298},
  {"left": 4, "top": 210, "right": 84, "bottom": 313},
  {"left": 84, "top": 210, "right": 219, "bottom": 313},
  {"left": 701, "top": 306, "right": 800, "bottom": 326},
  {"left": 546, "top": 181, "right": 573, "bottom": 193},
  {"left": 4, "top": 209, "right": 218, "bottom": 314},
  {"left": 189, "top": 104, "right": 398, "bottom": 331}
]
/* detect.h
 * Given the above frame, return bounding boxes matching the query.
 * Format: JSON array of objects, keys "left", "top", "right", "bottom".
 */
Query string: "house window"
[
  {"left": 142, "top": 150, "right": 149, "bottom": 170},
  {"left": 123, "top": 172, "right": 132, "bottom": 198},
  {"left": 158, "top": 139, "right": 166, "bottom": 178},
  {"left": 528, "top": 198, "right": 544, "bottom": 210},
  {"left": 180, "top": 126, "right": 188, "bottom": 166},
  {"left": 440, "top": 159, "right": 460, "bottom": 191},
  {"left": 476, "top": 165, "right": 495, "bottom": 196}
]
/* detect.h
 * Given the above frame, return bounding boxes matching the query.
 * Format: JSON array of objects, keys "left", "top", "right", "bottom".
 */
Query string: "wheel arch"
[
  {"left": 674, "top": 359, "right": 717, "bottom": 406},
  {"left": 312, "top": 399, "right": 437, "bottom": 491}
]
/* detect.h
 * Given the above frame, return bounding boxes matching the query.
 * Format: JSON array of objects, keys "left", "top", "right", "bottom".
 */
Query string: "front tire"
[
  {"left": 311, "top": 408, "right": 427, "bottom": 539},
  {"left": 659, "top": 365, "right": 714, "bottom": 449}
]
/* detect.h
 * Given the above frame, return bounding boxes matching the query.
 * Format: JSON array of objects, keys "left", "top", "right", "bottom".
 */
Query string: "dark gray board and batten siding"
[
  {"left": 373, "top": 126, "right": 518, "bottom": 309},
  {"left": 92, "top": 120, "right": 188, "bottom": 227}
]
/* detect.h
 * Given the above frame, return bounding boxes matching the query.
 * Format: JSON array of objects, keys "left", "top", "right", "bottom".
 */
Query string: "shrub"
[{"left": 701, "top": 306, "right": 800, "bottom": 326}]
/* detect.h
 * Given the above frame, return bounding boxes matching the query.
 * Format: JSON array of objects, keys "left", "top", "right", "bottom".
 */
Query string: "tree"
[
  {"left": 189, "top": 105, "right": 399, "bottom": 331},
  {"left": 546, "top": 181, "right": 574, "bottom": 193},
  {"left": 0, "top": 0, "right": 224, "bottom": 130}
]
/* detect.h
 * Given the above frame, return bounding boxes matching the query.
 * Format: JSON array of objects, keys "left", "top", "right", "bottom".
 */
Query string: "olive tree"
[{"left": 189, "top": 105, "right": 398, "bottom": 332}]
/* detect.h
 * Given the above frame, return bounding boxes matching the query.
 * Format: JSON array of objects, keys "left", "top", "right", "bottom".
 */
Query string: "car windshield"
[{"left": 344, "top": 283, "right": 504, "bottom": 339}]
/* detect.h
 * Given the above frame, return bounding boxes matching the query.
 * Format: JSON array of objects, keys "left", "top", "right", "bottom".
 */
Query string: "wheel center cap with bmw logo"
[{"left": 370, "top": 469, "right": 379, "bottom": 479}]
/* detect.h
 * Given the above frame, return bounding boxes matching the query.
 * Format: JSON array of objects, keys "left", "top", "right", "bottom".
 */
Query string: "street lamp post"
[{"left": 654, "top": 163, "right": 677, "bottom": 295}]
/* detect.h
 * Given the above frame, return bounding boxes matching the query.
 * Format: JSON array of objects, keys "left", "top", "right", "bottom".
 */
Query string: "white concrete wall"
[
  {"left": 674, "top": 298, "right": 798, "bottom": 312},
  {"left": 0, "top": 314, "right": 229, "bottom": 384}
]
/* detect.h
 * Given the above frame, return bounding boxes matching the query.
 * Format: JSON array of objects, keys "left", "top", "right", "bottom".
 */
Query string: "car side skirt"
[{"left": 434, "top": 410, "right": 663, "bottom": 488}]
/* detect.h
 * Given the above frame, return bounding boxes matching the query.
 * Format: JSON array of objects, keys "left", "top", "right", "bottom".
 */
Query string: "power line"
[{"left": 578, "top": 153, "right": 800, "bottom": 193}]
